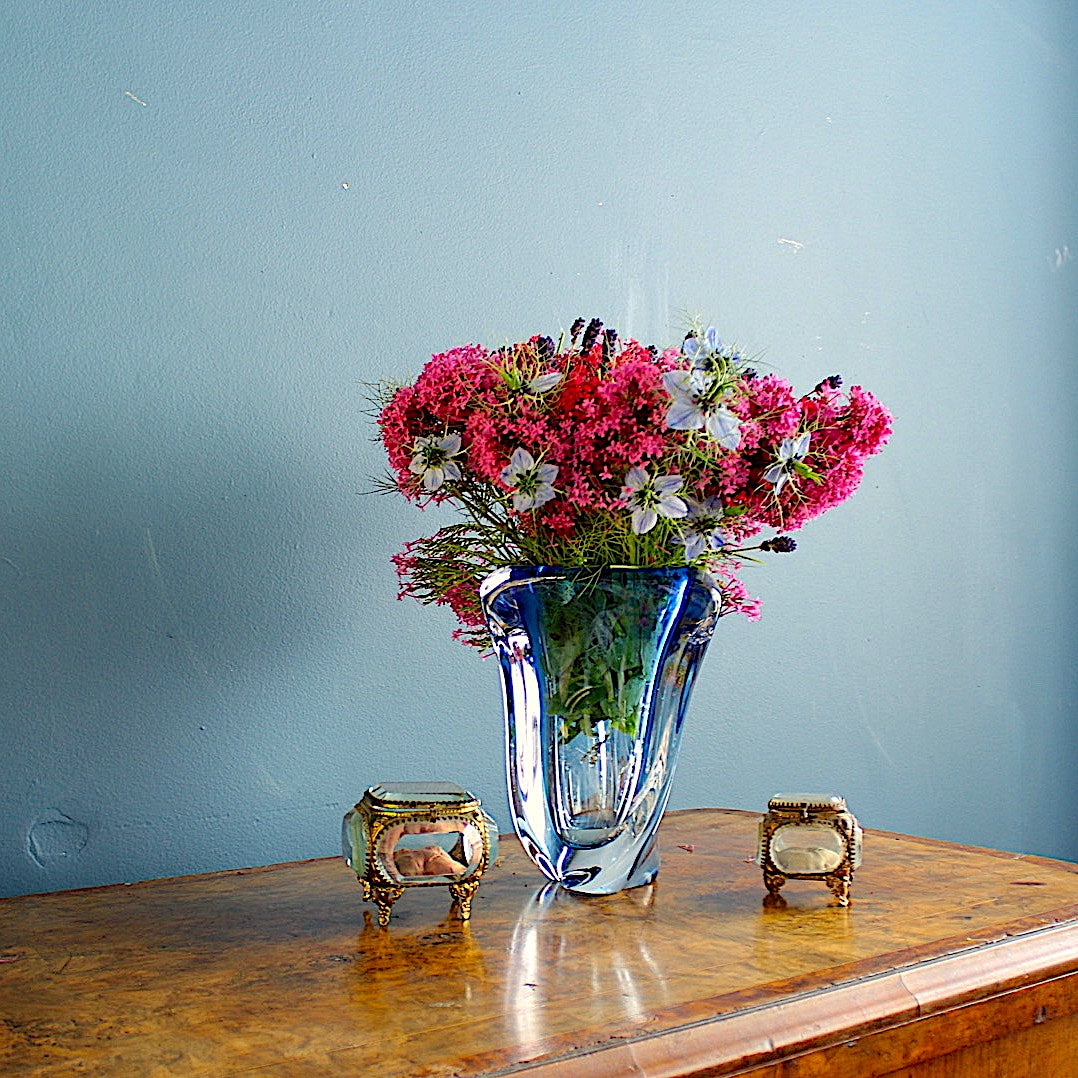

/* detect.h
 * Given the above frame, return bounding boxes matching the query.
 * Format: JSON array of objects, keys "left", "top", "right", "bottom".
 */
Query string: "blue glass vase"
[{"left": 480, "top": 566, "right": 721, "bottom": 894}]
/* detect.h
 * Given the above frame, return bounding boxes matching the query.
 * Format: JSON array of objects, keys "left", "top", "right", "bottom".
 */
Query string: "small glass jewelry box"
[
  {"left": 757, "top": 793, "right": 862, "bottom": 905},
  {"left": 342, "top": 782, "right": 499, "bottom": 926}
]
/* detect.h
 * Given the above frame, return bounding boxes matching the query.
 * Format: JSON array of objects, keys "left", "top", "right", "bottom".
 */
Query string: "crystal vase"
[{"left": 480, "top": 566, "right": 721, "bottom": 894}]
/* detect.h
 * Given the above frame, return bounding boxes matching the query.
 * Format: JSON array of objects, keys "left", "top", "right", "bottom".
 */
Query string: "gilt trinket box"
[
  {"left": 343, "top": 782, "right": 499, "bottom": 926},
  {"left": 757, "top": 793, "right": 862, "bottom": 905}
]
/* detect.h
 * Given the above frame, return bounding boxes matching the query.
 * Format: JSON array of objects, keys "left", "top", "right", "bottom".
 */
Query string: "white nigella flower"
[
  {"left": 763, "top": 432, "right": 812, "bottom": 495},
  {"left": 679, "top": 497, "right": 727, "bottom": 561},
  {"left": 621, "top": 467, "right": 688, "bottom": 535},
  {"left": 682, "top": 325, "right": 721, "bottom": 362},
  {"left": 501, "top": 447, "right": 558, "bottom": 511},
  {"left": 662, "top": 368, "right": 742, "bottom": 451},
  {"left": 409, "top": 433, "right": 463, "bottom": 492},
  {"left": 525, "top": 371, "right": 563, "bottom": 395}
]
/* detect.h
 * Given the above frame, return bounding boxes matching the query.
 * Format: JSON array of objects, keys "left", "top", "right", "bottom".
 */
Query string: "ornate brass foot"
[
  {"left": 826, "top": 872, "right": 851, "bottom": 906},
  {"left": 764, "top": 869, "right": 787, "bottom": 897},
  {"left": 370, "top": 885, "right": 404, "bottom": 927},
  {"left": 448, "top": 878, "right": 481, "bottom": 921}
]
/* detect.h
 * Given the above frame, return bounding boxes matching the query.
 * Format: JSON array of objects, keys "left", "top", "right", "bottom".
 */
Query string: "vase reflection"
[{"left": 504, "top": 881, "right": 671, "bottom": 1049}]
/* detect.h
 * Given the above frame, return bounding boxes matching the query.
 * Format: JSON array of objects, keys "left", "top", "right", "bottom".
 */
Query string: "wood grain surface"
[{"left": 2, "top": 808, "right": 1076, "bottom": 1076}]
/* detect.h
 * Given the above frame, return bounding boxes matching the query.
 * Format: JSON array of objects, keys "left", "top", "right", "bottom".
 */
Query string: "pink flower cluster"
[
  {"left": 381, "top": 337, "right": 677, "bottom": 529},
  {"left": 378, "top": 320, "right": 891, "bottom": 639}
]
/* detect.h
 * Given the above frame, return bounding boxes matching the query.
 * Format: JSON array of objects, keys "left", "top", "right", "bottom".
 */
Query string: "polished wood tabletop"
[{"left": 1, "top": 808, "right": 1076, "bottom": 1076}]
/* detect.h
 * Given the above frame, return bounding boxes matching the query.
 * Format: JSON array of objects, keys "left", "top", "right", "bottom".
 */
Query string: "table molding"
[{"left": 500, "top": 921, "right": 1078, "bottom": 1076}]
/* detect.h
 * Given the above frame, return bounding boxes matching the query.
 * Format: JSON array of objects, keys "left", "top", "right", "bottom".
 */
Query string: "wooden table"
[{"left": 2, "top": 809, "right": 1076, "bottom": 1076}]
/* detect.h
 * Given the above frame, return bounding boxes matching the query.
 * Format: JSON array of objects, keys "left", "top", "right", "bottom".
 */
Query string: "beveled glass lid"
[
  {"left": 364, "top": 781, "right": 479, "bottom": 810},
  {"left": 767, "top": 793, "right": 848, "bottom": 813}
]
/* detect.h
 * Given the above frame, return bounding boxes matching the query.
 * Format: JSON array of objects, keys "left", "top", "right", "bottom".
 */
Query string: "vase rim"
[
  {"left": 496, "top": 563, "right": 701, "bottom": 572},
  {"left": 478, "top": 563, "right": 721, "bottom": 604}
]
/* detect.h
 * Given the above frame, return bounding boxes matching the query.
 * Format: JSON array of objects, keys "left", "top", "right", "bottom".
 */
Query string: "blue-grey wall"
[{"left": 2, "top": 2, "right": 1075, "bottom": 898}]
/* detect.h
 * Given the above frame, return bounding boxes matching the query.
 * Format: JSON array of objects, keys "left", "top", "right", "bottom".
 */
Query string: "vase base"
[{"left": 545, "top": 833, "right": 660, "bottom": 895}]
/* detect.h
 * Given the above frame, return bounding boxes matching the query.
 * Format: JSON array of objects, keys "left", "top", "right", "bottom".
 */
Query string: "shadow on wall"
[{"left": 0, "top": 427, "right": 376, "bottom": 897}]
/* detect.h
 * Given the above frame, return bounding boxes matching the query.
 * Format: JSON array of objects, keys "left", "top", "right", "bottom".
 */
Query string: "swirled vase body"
[{"left": 480, "top": 566, "right": 721, "bottom": 894}]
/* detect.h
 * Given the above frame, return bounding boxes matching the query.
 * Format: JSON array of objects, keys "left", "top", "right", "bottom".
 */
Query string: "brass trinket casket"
[
  {"left": 758, "top": 793, "right": 862, "bottom": 905},
  {"left": 342, "top": 782, "right": 499, "bottom": 926}
]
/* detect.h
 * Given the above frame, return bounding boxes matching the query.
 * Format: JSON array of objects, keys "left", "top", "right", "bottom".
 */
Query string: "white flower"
[
  {"left": 682, "top": 325, "right": 720, "bottom": 361},
  {"left": 501, "top": 447, "right": 558, "bottom": 511},
  {"left": 663, "top": 368, "right": 706, "bottom": 417},
  {"left": 763, "top": 432, "right": 812, "bottom": 495},
  {"left": 679, "top": 497, "right": 727, "bottom": 561},
  {"left": 409, "top": 433, "right": 463, "bottom": 492},
  {"left": 662, "top": 368, "right": 742, "bottom": 451},
  {"left": 526, "top": 371, "right": 563, "bottom": 395},
  {"left": 622, "top": 466, "right": 688, "bottom": 535}
]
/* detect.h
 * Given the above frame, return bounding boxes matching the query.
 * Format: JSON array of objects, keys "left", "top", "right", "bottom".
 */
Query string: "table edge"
[{"left": 487, "top": 918, "right": 1078, "bottom": 1077}]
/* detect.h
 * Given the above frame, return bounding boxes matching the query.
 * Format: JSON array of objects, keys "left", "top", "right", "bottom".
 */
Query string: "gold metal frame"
[
  {"left": 757, "top": 793, "right": 862, "bottom": 906},
  {"left": 346, "top": 784, "right": 496, "bottom": 926}
]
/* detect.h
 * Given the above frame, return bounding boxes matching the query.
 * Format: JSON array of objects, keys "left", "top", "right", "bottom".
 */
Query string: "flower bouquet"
[
  {"left": 377, "top": 316, "right": 891, "bottom": 645},
  {"left": 374, "top": 317, "right": 890, "bottom": 893}
]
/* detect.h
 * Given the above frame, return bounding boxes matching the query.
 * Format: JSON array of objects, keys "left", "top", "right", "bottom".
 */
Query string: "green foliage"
[{"left": 538, "top": 575, "right": 667, "bottom": 741}]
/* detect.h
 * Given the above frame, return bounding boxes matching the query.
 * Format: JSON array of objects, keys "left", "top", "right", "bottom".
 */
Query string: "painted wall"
[{"left": 2, "top": 1, "right": 1075, "bottom": 898}]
